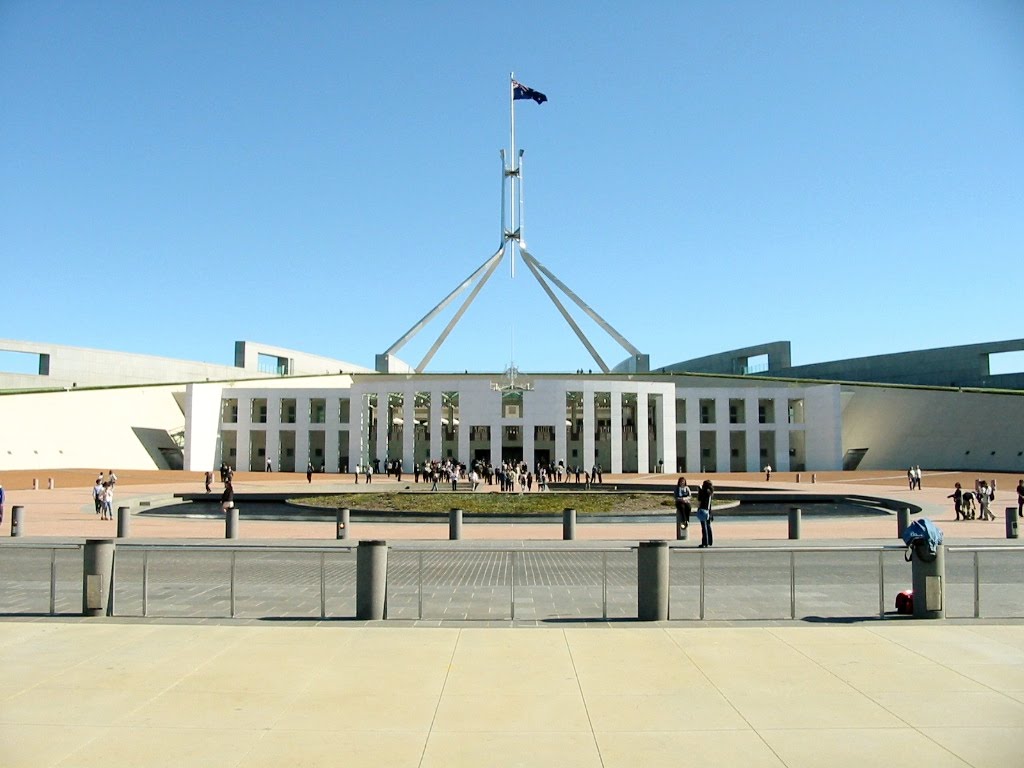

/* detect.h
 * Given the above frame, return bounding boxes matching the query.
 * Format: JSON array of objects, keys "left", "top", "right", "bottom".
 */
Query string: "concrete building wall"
[
  {"left": 0, "top": 339, "right": 370, "bottom": 391},
  {"left": 839, "top": 385, "right": 1024, "bottom": 472},
  {"left": 0, "top": 384, "right": 187, "bottom": 470}
]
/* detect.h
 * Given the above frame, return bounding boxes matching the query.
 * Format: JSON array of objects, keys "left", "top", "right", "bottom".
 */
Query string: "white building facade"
[{"left": 185, "top": 373, "right": 844, "bottom": 474}]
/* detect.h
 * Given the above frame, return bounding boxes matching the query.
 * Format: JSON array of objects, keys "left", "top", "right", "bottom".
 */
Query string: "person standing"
[
  {"left": 696, "top": 479, "right": 715, "bottom": 548},
  {"left": 978, "top": 481, "right": 994, "bottom": 521},
  {"left": 101, "top": 482, "right": 114, "bottom": 521},
  {"left": 220, "top": 479, "right": 234, "bottom": 514},
  {"left": 674, "top": 477, "right": 692, "bottom": 529},
  {"left": 948, "top": 483, "right": 964, "bottom": 521},
  {"left": 92, "top": 477, "right": 104, "bottom": 515},
  {"left": 1016, "top": 479, "right": 1024, "bottom": 518},
  {"left": 365, "top": 464, "right": 373, "bottom": 484},
  {"left": 204, "top": 471, "right": 213, "bottom": 493},
  {"left": 764, "top": 465, "right": 772, "bottom": 482},
  {"left": 0, "top": 481, "right": 4, "bottom": 525},
  {"left": 913, "top": 466, "right": 922, "bottom": 490},
  {"left": 306, "top": 462, "right": 314, "bottom": 484},
  {"left": 266, "top": 458, "right": 272, "bottom": 472}
]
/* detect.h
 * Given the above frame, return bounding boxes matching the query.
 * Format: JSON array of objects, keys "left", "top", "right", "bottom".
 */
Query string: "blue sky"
[{"left": 2, "top": 1, "right": 1022, "bottom": 374}]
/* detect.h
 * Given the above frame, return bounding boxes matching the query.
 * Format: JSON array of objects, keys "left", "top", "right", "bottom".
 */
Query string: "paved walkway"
[
  {"left": 1, "top": 468, "right": 1021, "bottom": 542},
  {"left": 2, "top": 620, "right": 1023, "bottom": 767}
]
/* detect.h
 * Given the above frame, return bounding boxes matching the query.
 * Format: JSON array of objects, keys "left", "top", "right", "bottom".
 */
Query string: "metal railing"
[
  {"left": 2, "top": 541, "right": 1021, "bottom": 621},
  {"left": 671, "top": 545, "right": 905, "bottom": 621},
  {"left": 110, "top": 543, "right": 357, "bottom": 619}
]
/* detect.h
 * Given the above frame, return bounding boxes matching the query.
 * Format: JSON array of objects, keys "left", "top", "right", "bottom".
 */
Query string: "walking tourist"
[
  {"left": 948, "top": 483, "right": 964, "bottom": 520},
  {"left": 220, "top": 479, "right": 234, "bottom": 513}
]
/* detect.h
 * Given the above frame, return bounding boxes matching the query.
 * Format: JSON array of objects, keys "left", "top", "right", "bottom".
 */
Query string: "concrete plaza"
[{"left": 2, "top": 620, "right": 1024, "bottom": 767}]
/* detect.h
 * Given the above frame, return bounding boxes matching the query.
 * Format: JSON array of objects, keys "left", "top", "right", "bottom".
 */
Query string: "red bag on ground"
[{"left": 895, "top": 590, "right": 914, "bottom": 615}]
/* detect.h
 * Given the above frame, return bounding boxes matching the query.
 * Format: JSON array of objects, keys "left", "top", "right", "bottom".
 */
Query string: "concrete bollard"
[
  {"left": 356, "top": 540, "right": 388, "bottom": 619},
  {"left": 48, "top": 477, "right": 55, "bottom": 490},
  {"left": 897, "top": 508, "right": 911, "bottom": 539},
  {"left": 637, "top": 540, "right": 669, "bottom": 621},
  {"left": 1007, "top": 507, "right": 1019, "bottom": 540},
  {"left": 796, "top": 473, "right": 801, "bottom": 484},
  {"left": 449, "top": 508, "right": 463, "bottom": 540},
  {"left": 911, "top": 544, "right": 945, "bottom": 619},
  {"left": 32, "top": 478, "right": 38, "bottom": 490},
  {"left": 788, "top": 507, "right": 802, "bottom": 540},
  {"left": 676, "top": 507, "right": 689, "bottom": 540},
  {"left": 225, "top": 507, "right": 239, "bottom": 539},
  {"left": 563, "top": 508, "right": 577, "bottom": 540},
  {"left": 336, "top": 508, "right": 350, "bottom": 540},
  {"left": 82, "top": 539, "right": 115, "bottom": 616},
  {"left": 116, "top": 506, "right": 131, "bottom": 538},
  {"left": 11, "top": 506, "right": 24, "bottom": 537}
]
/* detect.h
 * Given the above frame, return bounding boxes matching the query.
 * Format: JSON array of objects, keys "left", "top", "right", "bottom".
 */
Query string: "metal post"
[
  {"left": 676, "top": 507, "right": 688, "bottom": 540},
  {"left": 878, "top": 550, "right": 885, "bottom": 619},
  {"left": 418, "top": 551, "right": 424, "bottom": 620},
  {"left": 336, "top": 508, "right": 350, "bottom": 540},
  {"left": 510, "top": 551, "right": 516, "bottom": 620},
  {"left": 117, "top": 506, "right": 130, "bottom": 538},
  {"left": 789, "top": 551, "right": 796, "bottom": 619},
  {"left": 226, "top": 507, "right": 239, "bottom": 539},
  {"left": 229, "top": 550, "right": 236, "bottom": 618},
  {"left": 788, "top": 507, "right": 802, "bottom": 540},
  {"left": 637, "top": 540, "right": 669, "bottom": 621},
  {"left": 356, "top": 540, "right": 388, "bottom": 620},
  {"left": 11, "top": 505, "right": 24, "bottom": 537},
  {"left": 973, "top": 551, "right": 980, "bottom": 619},
  {"left": 562, "top": 508, "right": 576, "bottom": 540},
  {"left": 602, "top": 551, "right": 608, "bottom": 620},
  {"left": 449, "top": 508, "right": 463, "bottom": 540},
  {"left": 897, "top": 508, "right": 911, "bottom": 539},
  {"left": 82, "top": 539, "right": 115, "bottom": 616},
  {"left": 49, "top": 549, "right": 57, "bottom": 615},
  {"left": 1005, "top": 507, "right": 1019, "bottom": 539},
  {"left": 699, "top": 550, "right": 706, "bottom": 620},
  {"left": 319, "top": 552, "right": 326, "bottom": 619},
  {"left": 142, "top": 551, "right": 149, "bottom": 617},
  {"left": 911, "top": 544, "right": 945, "bottom": 619}
]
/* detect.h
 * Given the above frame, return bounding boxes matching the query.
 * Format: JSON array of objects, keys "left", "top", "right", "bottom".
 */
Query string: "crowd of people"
[
  {"left": 948, "top": 478, "right": 1024, "bottom": 521},
  {"left": 91, "top": 470, "right": 117, "bottom": 520}
]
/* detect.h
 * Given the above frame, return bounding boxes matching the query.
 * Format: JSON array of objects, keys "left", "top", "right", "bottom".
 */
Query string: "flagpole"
[{"left": 509, "top": 71, "right": 516, "bottom": 278}]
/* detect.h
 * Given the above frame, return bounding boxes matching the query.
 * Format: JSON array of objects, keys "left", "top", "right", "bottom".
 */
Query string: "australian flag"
[{"left": 512, "top": 80, "right": 547, "bottom": 104}]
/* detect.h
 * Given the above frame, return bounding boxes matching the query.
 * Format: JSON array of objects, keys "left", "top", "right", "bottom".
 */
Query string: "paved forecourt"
[{"left": 2, "top": 620, "right": 1024, "bottom": 768}]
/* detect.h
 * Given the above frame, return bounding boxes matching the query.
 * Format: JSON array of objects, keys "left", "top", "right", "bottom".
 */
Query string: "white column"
[
  {"left": 685, "top": 397, "right": 700, "bottom": 474},
  {"left": 265, "top": 395, "right": 280, "bottom": 472},
  {"left": 582, "top": 390, "right": 596, "bottom": 472},
  {"left": 744, "top": 394, "right": 759, "bottom": 472},
  {"left": 636, "top": 391, "right": 650, "bottom": 474},
  {"left": 295, "top": 397, "right": 311, "bottom": 471},
  {"left": 776, "top": 426, "right": 791, "bottom": 471},
  {"left": 402, "top": 391, "right": 415, "bottom": 471},
  {"left": 659, "top": 392, "right": 675, "bottom": 474},
  {"left": 429, "top": 392, "right": 442, "bottom": 462},
  {"left": 490, "top": 422, "right": 502, "bottom": 467},
  {"left": 375, "top": 392, "right": 387, "bottom": 468},
  {"left": 557, "top": 393, "right": 565, "bottom": 473},
  {"left": 235, "top": 422, "right": 250, "bottom": 473},
  {"left": 523, "top": 424, "right": 535, "bottom": 471},
  {"left": 357, "top": 393, "right": 371, "bottom": 470},
  {"left": 609, "top": 390, "right": 623, "bottom": 474},
  {"left": 326, "top": 426, "right": 340, "bottom": 473},
  {"left": 457, "top": 408, "right": 470, "bottom": 465}
]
